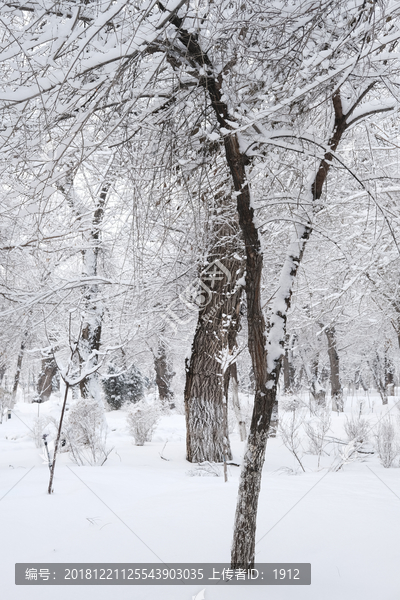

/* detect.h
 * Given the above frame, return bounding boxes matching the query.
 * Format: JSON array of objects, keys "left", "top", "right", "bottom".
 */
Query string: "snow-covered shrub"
[
  {"left": 103, "top": 364, "right": 144, "bottom": 410},
  {"left": 344, "top": 416, "right": 370, "bottom": 444},
  {"left": 279, "top": 410, "right": 305, "bottom": 472},
  {"left": 280, "top": 394, "right": 303, "bottom": 412},
  {"left": 31, "top": 416, "right": 65, "bottom": 453},
  {"left": 374, "top": 417, "right": 399, "bottom": 468},
  {"left": 127, "top": 400, "right": 159, "bottom": 446},
  {"left": 31, "top": 417, "right": 50, "bottom": 448},
  {"left": 304, "top": 408, "right": 331, "bottom": 466},
  {"left": 64, "top": 398, "right": 111, "bottom": 465},
  {"left": 186, "top": 463, "right": 221, "bottom": 477}
]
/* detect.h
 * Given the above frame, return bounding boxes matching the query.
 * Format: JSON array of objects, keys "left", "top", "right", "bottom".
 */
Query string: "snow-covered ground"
[{"left": 1, "top": 393, "right": 400, "bottom": 600}]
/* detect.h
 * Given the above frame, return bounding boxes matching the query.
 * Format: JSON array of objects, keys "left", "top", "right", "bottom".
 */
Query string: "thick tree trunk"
[
  {"left": 154, "top": 336, "right": 175, "bottom": 409},
  {"left": 36, "top": 358, "right": 58, "bottom": 403},
  {"left": 184, "top": 213, "right": 244, "bottom": 462},
  {"left": 324, "top": 326, "right": 343, "bottom": 412}
]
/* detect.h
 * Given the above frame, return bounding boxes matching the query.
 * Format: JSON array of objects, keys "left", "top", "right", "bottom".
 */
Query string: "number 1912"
[{"left": 273, "top": 569, "right": 300, "bottom": 579}]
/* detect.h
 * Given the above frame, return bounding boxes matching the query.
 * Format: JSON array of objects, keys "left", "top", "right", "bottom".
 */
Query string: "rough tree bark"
[
  {"left": 154, "top": 335, "right": 175, "bottom": 409},
  {"left": 384, "top": 342, "right": 394, "bottom": 396},
  {"left": 184, "top": 198, "right": 244, "bottom": 463},
  {"left": 370, "top": 352, "right": 388, "bottom": 405},
  {"left": 323, "top": 325, "right": 343, "bottom": 412},
  {"left": 283, "top": 334, "right": 297, "bottom": 394},
  {"left": 36, "top": 357, "right": 58, "bottom": 403},
  {"left": 0, "top": 361, "right": 6, "bottom": 386},
  {"left": 282, "top": 334, "right": 293, "bottom": 394}
]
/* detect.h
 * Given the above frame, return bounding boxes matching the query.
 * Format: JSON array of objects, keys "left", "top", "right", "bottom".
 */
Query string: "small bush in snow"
[
  {"left": 304, "top": 408, "right": 331, "bottom": 467},
  {"left": 127, "top": 400, "right": 159, "bottom": 446},
  {"left": 279, "top": 410, "right": 305, "bottom": 472},
  {"left": 31, "top": 417, "right": 51, "bottom": 448},
  {"left": 280, "top": 394, "right": 303, "bottom": 412},
  {"left": 374, "top": 417, "right": 399, "bottom": 468},
  {"left": 344, "top": 416, "right": 370, "bottom": 444},
  {"left": 64, "top": 398, "right": 111, "bottom": 465},
  {"left": 186, "top": 463, "right": 221, "bottom": 477}
]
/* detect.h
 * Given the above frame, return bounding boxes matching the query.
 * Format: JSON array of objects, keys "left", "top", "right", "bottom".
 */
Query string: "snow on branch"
[{"left": 346, "top": 99, "right": 396, "bottom": 128}]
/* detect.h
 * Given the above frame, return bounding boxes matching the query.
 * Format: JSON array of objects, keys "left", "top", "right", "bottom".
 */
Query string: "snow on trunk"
[
  {"left": 78, "top": 183, "right": 110, "bottom": 401},
  {"left": 229, "top": 362, "right": 247, "bottom": 442},
  {"left": 231, "top": 90, "right": 351, "bottom": 568}
]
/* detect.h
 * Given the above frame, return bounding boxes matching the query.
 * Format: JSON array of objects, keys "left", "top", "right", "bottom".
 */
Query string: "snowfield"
[{"left": 1, "top": 394, "right": 400, "bottom": 600}]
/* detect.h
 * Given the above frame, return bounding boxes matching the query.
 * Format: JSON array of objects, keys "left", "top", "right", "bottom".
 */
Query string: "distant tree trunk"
[
  {"left": 354, "top": 367, "right": 360, "bottom": 390},
  {"left": 392, "top": 302, "right": 400, "bottom": 351},
  {"left": 301, "top": 348, "right": 325, "bottom": 407},
  {"left": 184, "top": 202, "right": 244, "bottom": 462},
  {"left": 12, "top": 335, "right": 27, "bottom": 405},
  {"left": 36, "top": 358, "right": 58, "bottom": 403},
  {"left": 324, "top": 326, "right": 343, "bottom": 412},
  {"left": 154, "top": 337, "right": 175, "bottom": 409},
  {"left": 370, "top": 352, "right": 388, "bottom": 405},
  {"left": 0, "top": 364, "right": 6, "bottom": 386},
  {"left": 282, "top": 334, "right": 297, "bottom": 394},
  {"left": 282, "top": 352, "right": 291, "bottom": 392},
  {"left": 359, "top": 374, "right": 369, "bottom": 393},
  {"left": 384, "top": 342, "right": 394, "bottom": 396},
  {"left": 282, "top": 337, "right": 292, "bottom": 394},
  {"left": 309, "top": 353, "right": 326, "bottom": 406},
  {"left": 228, "top": 361, "right": 247, "bottom": 442}
]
